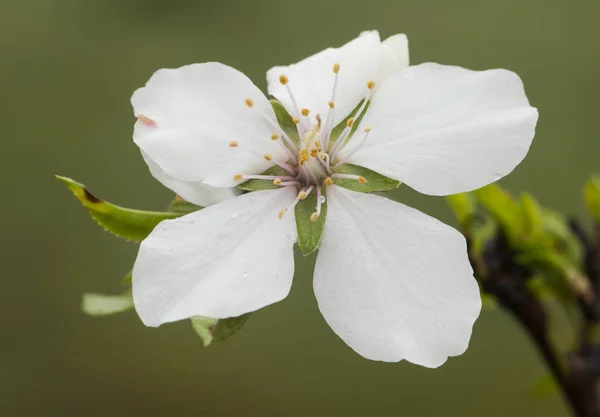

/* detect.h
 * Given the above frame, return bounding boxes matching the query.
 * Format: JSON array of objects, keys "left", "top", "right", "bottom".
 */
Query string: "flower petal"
[
  {"left": 141, "top": 151, "right": 239, "bottom": 207},
  {"left": 132, "top": 63, "right": 284, "bottom": 187},
  {"left": 133, "top": 187, "right": 298, "bottom": 327},
  {"left": 346, "top": 63, "right": 538, "bottom": 195},
  {"left": 377, "top": 34, "right": 409, "bottom": 82},
  {"left": 314, "top": 186, "right": 481, "bottom": 366},
  {"left": 266, "top": 31, "right": 382, "bottom": 126}
]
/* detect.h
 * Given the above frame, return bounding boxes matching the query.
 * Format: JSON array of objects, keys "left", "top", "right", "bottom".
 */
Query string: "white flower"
[{"left": 131, "top": 31, "right": 538, "bottom": 366}]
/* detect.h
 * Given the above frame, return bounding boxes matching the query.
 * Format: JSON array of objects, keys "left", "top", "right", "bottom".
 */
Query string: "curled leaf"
[
  {"left": 82, "top": 291, "right": 134, "bottom": 317},
  {"left": 57, "top": 175, "right": 181, "bottom": 241},
  {"left": 191, "top": 314, "right": 251, "bottom": 347}
]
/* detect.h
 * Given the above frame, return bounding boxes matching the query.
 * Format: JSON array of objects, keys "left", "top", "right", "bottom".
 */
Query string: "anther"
[
  {"left": 299, "top": 148, "right": 310, "bottom": 162},
  {"left": 315, "top": 140, "right": 321, "bottom": 151},
  {"left": 325, "top": 177, "right": 333, "bottom": 186},
  {"left": 293, "top": 117, "right": 300, "bottom": 125},
  {"left": 346, "top": 118, "right": 355, "bottom": 128},
  {"left": 271, "top": 133, "right": 279, "bottom": 140},
  {"left": 273, "top": 179, "right": 282, "bottom": 185},
  {"left": 310, "top": 148, "right": 319, "bottom": 158},
  {"left": 229, "top": 140, "right": 239, "bottom": 147},
  {"left": 328, "top": 101, "right": 335, "bottom": 109},
  {"left": 299, "top": 191, "right": 308, "bottom": 200},
  {"left": 367, "top": 80, "right": 376, "bottom": 90},
  {"left": 234, "top": 174, "right": 244, "bottom": 181},
  {"left": 264, "top": 153, "right": 273, "bottom": 161},
  {"left": 310, "top": 213, "right": 319, "bottom": 222},
  {"left": 358, "top": 176, "right": 367, "bottom": 184},
  {"left": 301, "top": 108, "right": 310, "bottom": 117},
  {"left": 364, "top": 127, "right": 371, "bottom": 132},
  {"left": 278, "top": 210, "right": 286, "bottom": 219},
  {"left": 333, "top": 63, "right": 340, "bottom": 74},
  {"left": 137, "top": 115, "right": 156, "bottom": 126},
  {"left": 279, "top": 74, "right": 289, "bottom": 85},
  {"left": 244, "top": 98, "right": 254, "bottom": 108}
]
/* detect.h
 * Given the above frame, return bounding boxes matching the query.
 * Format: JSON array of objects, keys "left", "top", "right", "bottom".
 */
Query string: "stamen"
[
  {"left": 229, "top": 140, "right": 239, "bottom": 147},
  {"left": 293, "top": 117, "right": 300, "bottom": 125},
  {"left": 301, "top": 108, "right": 310, "bottom": 117},
  {"left": 279, "top": 75, "right": 289, "bottom": 85},
  {"left": 264, "top": 153, "right": 273, "bottom": 161},
  {"left": 278, "top": 187, "right": 313, "bottom": 219},
  {"left": 271, "top": 133, "right": 280, "bottom": 140},
  {"left": 367, "top": 80, "right": 376, "bottom": 90},
  {"left": 324, "top": 177, "right": 333, "bottom": 186},
  {"left": 278, "top": 210, "right": 286, "bottom": 219},
  {"left": 310, "top": 148, "right": 319, "bottom": 158},
  {"left": 323, "top": 64, "right": 340, "bottom": 143},
  {"left": 244, "top": 98, "right": 254, "bottom": 108},
  {"left": 333, "top": 127, "right": 372, "bottom": 168},
  {"left": 331, "top": 173, "right": 367, "bottom": 183},
  {"left": 328, "top": 101, "right": 335, "bottom": 108},
  {"left": 311, "top": 186, "right": 324, "bottom": 222},
  {"left": 273, "top": 179, "right": 282, "bottom": 185},
  {"left": 247, "top": 106, "right": 298, "bottom": 162},
  {"left": 235, "top": 174, "right": 295, "bottom": 182},
  {"left": 310, "top": 213, "right": 319, "bottom": 222},
  {"left": 137, "top": 115, "right": 156, "bottom": 126},
  {"left": 333, "top": 63, "right": 340, "bottom": 74}
]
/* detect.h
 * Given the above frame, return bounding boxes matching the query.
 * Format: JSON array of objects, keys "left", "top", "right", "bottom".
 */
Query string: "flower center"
[{"left": 232, "top": 63, "right": 374, "bottom": 221}]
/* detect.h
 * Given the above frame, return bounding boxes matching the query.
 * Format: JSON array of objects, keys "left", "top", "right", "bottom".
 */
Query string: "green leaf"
[
  {"left": 473, "top": 184, "right": 521, "bottom": 241},
  {"left": 295, "top": 188, "right": 327, "bottom": 255},
  {"left": 82, "top": 291, "right": 134, "bottom": 317},
  {"left": 237, "top": 166, "right": 290, "bottom": 191},
  {"left": 169, "top": 197, "right": 203, "bottom": 214},
  {"left": 328, "top": 100, "right": 370, "bottom": 150},
  {"left": 270, "top": 99, "right": 300, "bottom": 147},
  {"left": 446, "top": 193, "right": 477, "bottom": 229},
  {"left": 57, "top": 176, "right": 181, "bottom": 242},
  {"left": 332, "top": 164, "right": 400, "bottom": 193},
  {"left": 520, "top": 193, "right": 543, "bottom": 237},
  {"left": 584, "top": 175, "right": 600, "bottom": 223},
  {"left": 191, "top": 314, "right": 251, "bottom": 347}
]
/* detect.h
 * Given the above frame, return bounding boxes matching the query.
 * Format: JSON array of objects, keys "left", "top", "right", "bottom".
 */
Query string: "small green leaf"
[
  {"left": 520, "top": 193, "right": 543, "bottom": 237},
  {"left": 169, "top": 197, "right": 203, "bottom": 214},
  {"left": 57, "top": 176, "right": 181, "bottom": 241},
  {"left": 270, "top": 99, "right": 300, "bottom": 147},
  {"left": 82, "top": 291, "right": 134, "bottom": 317},
  {"left": 328, "top": 100, "right": 370, "bottom": 149},
  {"left": 191, "top": 314, "right": 251, "bottom": 347},
  {"left": 446, "top": 193, "right": 477, "bottom": 229},
  {"left": 295, "top": 189, "right": 327, "bottom": 255},
  {"left": 237, "top": 166, "right": 290, "bottom": 191},
  {"left": 473, "top": 184, "right": 521, "bottom": 241},
  {"left": 584, "top": 175, "right": 600, "bottom": 223},
  {"left": 332, "top": 164, "right": 400, "bottom": 193}
]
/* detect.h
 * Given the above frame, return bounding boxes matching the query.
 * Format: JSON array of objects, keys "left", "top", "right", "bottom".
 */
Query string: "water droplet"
[{"left": 319, "top": 196, "right": 326, "bottom": 204}]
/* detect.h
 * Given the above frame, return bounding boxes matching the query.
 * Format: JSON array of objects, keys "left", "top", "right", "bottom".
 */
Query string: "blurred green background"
[{"left": 3, "top": 0, "right": 600, "bottom": 415}]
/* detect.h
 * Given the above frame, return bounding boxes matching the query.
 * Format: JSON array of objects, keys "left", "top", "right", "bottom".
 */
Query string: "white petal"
[
  {"left": 133, "top": 187, "right": 298, "bottom": 326},
  {"left": 347, "top": 63, "right": 539, "bottom": 195},
  {"left": 141, "top": 151, "right": 239, "bottom": 207},
  {"left": 314, "top": 186, "right": 481, "bottom": 366},
  {"left": 377, "top": 34, "right": 410, "bottom": 82},
  {"left": 132, "top": 63, "right": 284, "bottom": 187},
  {"left": 266, "top": 31, "right": 382, "bottom": 126}
]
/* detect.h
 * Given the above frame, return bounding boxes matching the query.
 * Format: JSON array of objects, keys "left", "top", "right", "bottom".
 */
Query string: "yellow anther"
[
  {"left": 310, "top": 212, "right": 319, "bottom": 222},
  {"left": 328, "top": 101, "right": 335, "bottom": 109},
  {"left": 244, "top": 98, "right": 254, "bottom": 108},
  {"left": 310, "top": 148, "right": 319, "bottom": 158},
  {"left": 315, "top": 140, "right": 321, "bottom": 151},
  {"left": 299, "top": 191, "right": 308, "bottom": 200},
  {"left": 279, "top": 74, "right": 289, "bottom": 85},
  {"left": 264, "top": 153, "right": 273, "bottom": 161},
  {"left": 301, "top": 108, "right": 310, "bottom": 117},
  {"left": 271, "top": 133, "right": 280, "bottom": 140},
  {"left": 318, "top": 151, "right": 325, "bottom": 159},
  {"left": 325, "top": 177, "right": 333, "bottom": 186},
  {"left": 137, "top": 115, "right": 156, "bottom": 126},
  {"left": 346, "top": 117, "right": 355, "bottom": 128},
  {"left": 333, "top": 63, "right": 340, "bottom": 74},
  {"left": 293, "top": 117, "right": 300, "bottom": 125},
  {"left": 175, "top": 194, "right": 184, "bottom": 202},
  {"left": 299, "top": 148, "right": 310, "bottom": 162},
  {"left": 273, "top": 178, "right": 282, "bottom": 185},
  {"left": 367, "top": 80, "right": 376, "bottom": 90},
  {"left": 229, "top": 140, "right": 239, "bottom": 147},
  {"left": 278, "top": 210, "right": 286, "bottom": 219},
  {"left": 234, "top": 174, "right": 244, "bottom": 181},
  {"left": 358, "top": 176, "right": 367, "bottom": 184},
  {"left": 364, "top": 127, "right": 371, "bottom": 132}
]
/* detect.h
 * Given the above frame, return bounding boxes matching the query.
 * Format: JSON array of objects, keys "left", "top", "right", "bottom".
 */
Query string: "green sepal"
[
  {"left": 332, "top": 164, "right": 400, "bottom": 193},
  {"left": 191, "top": 314, "right": 251, "bottom": 347},
  {"left": 295, "top": 189, "right": 327, "bottom": 255},
  {"left": 446, "top": 193, "right": 477, "bottom": 230},
  {"left": 237, "top": 166, "right": 289, "bottom": 191},
  {"left": 328, "top": 100, "right": 370, "bottom": 149},
  {"left": 270, "top": 99, "right": 300, "bottom": 147},
  {"left": 57, "top": 175, "right": 181, "bottom": 242},
  {"left": 584, "top": 175, "right": 600, "bottom": 223},
  {"left": 82, "top": 290, "right": 134, "bottom": 317},
  {"left": 169, "top": 197, "right": 203, "bottom": 214}
]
